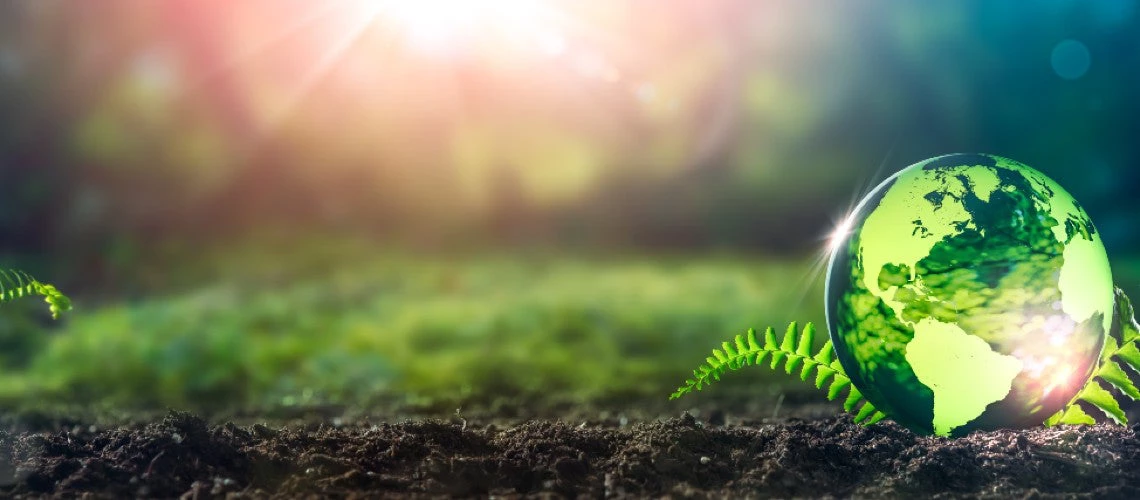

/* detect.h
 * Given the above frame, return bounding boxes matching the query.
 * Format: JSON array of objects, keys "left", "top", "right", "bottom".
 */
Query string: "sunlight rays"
[
  {"left": 183, "top": 2, "right": 343, "bottom": 95},
  {"left": 361, "top": 0, "right": 567, "bottom": 55},
  {"left": 257, "top": 7, "right": 381, "bottom": 142},
  {"left": 156, "top": 0, "right": 722, "bottom": 200}
]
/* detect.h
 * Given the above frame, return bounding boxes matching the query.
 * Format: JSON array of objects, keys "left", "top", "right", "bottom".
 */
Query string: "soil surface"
[{"left": 0, "top": 401, "right": 1139, "bottom": 499}]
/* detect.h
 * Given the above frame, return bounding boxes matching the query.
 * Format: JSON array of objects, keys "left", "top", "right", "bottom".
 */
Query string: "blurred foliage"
[
  {"left": 0, "top": 248, "right": 825, "bottom": 409},
  {"left": 0, "top": 240, "right": 1133, "bottom": 411}
]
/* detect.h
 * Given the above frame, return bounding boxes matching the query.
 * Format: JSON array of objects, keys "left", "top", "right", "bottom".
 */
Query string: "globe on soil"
[{"left": 825, "top": 153, "right": 1114, "bottom": 437}]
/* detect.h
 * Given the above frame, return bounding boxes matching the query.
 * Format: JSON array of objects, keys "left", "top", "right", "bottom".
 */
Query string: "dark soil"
[{"left": 1, "top": 404, "right": 1139, "bottom": 499}]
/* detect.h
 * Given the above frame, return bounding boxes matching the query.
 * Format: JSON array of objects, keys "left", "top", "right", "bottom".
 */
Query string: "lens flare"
[
  {"left": 828, "top": 216, "right": 854, "bottom": 252},
  {"left": 355, "top": 0, "right": 559, "bottom": 53}
]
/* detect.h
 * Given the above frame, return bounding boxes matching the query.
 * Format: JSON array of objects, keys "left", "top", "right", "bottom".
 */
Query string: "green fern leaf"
[
  {"left": 750, "top": 350, "right": 768, "bottom": 367},
  {"left": 1098, "top": 360, "right": 1140, "bottom": 400},
  {"left": 813, "top": 340, "right": 834, "bottom": 365},
  {"left": 843, "top": 385, "right": 863, "bottom": 412},
  {"left": 713, "top": 349, "right": 728, "bottom": 364},
  {"left": 1116, "top": 342, "right": 1140, "bottom": 373},
  {"left": 723, "top": 340, "right": 738, "bottom": 357},
  {"left": 865, "top": 411, "right": 887, "bottom": 425},
  {"left": 1076, "top": 380, "right": 1126, "bottom": 424},
  {"left": 1119, "top": 289, "right": 1140, "bottom": 342},
  {"left": 746, "top": 328, "right": 761, "bottom": 351},
  {"left": 762, "top": 326, "right": 778, "bottom": 349},
  {"left": 780, "top": 322, "right": 797, "bottom": 353},
  {"left": 798, "top": 358, "right": 814, "bottom": 381},
  {"left": 1046, "top": 287, "right": 1139, "bottom": 427},
  {"left": 814, "top": 365, "right": 836, "bottom": 389},
  {"left": 826, "top": 376, "right": 850, "bottom": 401},
  {"left": 1045, "top": 404, "right": 1096, "bottom": 426},
  {"left": 795, "top": 323, "right": 815, "bottom": 357},
  {"left": 785, "top": 355, "right": 802, "bottom": 375},
  {"left": 771, "top": 324, "right": 794, "bottom": 369},
  {"left": 769, "top": 350, "right": 785, "bottom": 370},
  {"left": 853, "top": 401, "right": 876, "bottom": 423},
  {"left": 764, "top": 327, "right": 783, "bottom": 369},
  {"left": 670, "top": 322, "right": 884, "bottom": 426},
  {"left": 0, "top": 268, "right": 71, "bottom": 319}
]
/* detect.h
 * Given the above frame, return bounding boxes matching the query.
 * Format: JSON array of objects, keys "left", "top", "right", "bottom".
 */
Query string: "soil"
[{"left": 0, "top": 400, "right": 1138, "bottom": 499}]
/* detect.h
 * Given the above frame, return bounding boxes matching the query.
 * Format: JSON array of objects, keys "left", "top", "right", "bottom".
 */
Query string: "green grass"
[
  {"left": 0, "top": 248, "right": 827, "bottom": 411},
  {"left": 4, "top": 238, "right": 1138, "bottom": 414}
]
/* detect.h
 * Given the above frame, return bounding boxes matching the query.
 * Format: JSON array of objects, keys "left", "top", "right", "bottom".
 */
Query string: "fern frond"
[
  {"left": 1046, "top": 287, "right": 1139, "bottom": 426},
  {"left": 0, "top": 268, "right": 71, "bottom": 319},
  {"left": 1044, "top": 403, "right": 1096, "bottom": 426},
  {"left": 1075, "top": 380, "right": 1126, "bottom": 424},
  {"left": 670, "top": 322, "right": 883, "bottom": 425}
]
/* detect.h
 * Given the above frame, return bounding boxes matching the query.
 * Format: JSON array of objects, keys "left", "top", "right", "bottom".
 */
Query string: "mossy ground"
[
  {"left": 0, "top": 238, "right": 837, "bottom": 412},
  {"left": 3, "top": 238, "right": 1139, "bottom": 413}
]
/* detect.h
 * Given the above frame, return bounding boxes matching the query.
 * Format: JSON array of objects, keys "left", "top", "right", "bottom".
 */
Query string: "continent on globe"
[
  {"left": 826, "top": 153, "right": 1113, "bottom": 436},
  {"left": 904, "top": 318, "right": 1023, "bottom": 436}
]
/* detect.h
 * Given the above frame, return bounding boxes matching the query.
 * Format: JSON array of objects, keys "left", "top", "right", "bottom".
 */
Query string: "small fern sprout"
[
  {"left": 0, "top": 268, "right": 72, "bottom": 319},
  {"left": 671, "top": 322, "right": 886, "bottom": 425},
  {"left": 1045, "top": 287, "right": 1140, "bottom": 426}
]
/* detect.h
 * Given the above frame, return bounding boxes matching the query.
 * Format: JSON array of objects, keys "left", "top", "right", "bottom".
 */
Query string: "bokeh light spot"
[
  {"left": 1051, "top": 39, "right": 1091, "bottom": 80},
  {"left": 634, "top": 83, "right": 657, "bottom": 103}
]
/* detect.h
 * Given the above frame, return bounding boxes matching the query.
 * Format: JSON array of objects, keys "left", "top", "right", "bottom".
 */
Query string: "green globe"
[{"left": 825, "top": 153, "right": 1114, "bottom": 437}]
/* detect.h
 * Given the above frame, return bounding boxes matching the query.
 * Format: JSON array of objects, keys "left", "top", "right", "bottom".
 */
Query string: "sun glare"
[
  {"left": 357, "top": 0, "right": 558, "bottom": 53},
  {"left": 828, "top": 215, "right": 854, "bottom": 252}
]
